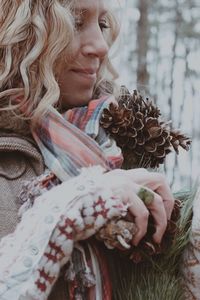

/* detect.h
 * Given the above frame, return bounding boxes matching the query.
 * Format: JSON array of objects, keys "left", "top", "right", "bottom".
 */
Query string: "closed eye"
[
  {"left": 74, "top": 15, "right": 84, "bottom": 31},
  {"left": 99, "top": 19, "right": 110, "bottom": 31}
]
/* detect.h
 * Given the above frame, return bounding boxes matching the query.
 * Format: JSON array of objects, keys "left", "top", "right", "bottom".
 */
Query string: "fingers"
[
  {"left": 128, "top": 191, "right": 149, "bottom": 246},
  {"left": 130, "top": 185, "right": 167, "bottom": 245},
  {"left": 126, "top": 169, "right": 175, "bottom": 220},
  {"left": 146, "top": 173, "right": 174, "bottom": 220},
  {"left": 103, "top": 169, "right": 173, "bottom": 246},
  {"left": 102, "top": 173, "right": 151, "bottom": 246},
  {"left": 151, "top": 173, "right": 174, "bottom": 219},
  {"left": 143, "top": 188, "right": 167, "bottom": 244}
]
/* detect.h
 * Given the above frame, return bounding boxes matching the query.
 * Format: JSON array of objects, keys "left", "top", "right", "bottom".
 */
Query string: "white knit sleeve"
[{"left": 0, "top": 166, "right": 127, "bottom": 300}]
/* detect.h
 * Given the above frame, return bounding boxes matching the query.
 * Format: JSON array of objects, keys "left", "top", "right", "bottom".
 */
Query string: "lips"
[
  {"left": 71, "top": 68, "right": 97, "bottom": 75},
  {"left": 70, "top": 68, "right": 98, "bottom": 82}
]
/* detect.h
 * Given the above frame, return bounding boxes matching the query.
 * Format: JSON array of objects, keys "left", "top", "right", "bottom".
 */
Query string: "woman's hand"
[{"left": 103, "top": 169, "right": 174, "bottom": 246}]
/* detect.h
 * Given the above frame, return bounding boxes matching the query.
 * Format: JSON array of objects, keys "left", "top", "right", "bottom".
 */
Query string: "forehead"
[{"left": 72, "top": 0, "right": 108, "bottom": 13}]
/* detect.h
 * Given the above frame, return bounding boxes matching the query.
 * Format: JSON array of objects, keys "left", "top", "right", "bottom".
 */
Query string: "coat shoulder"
[{"left": 0, "top": 134, "right": 44, "bottom": 238}]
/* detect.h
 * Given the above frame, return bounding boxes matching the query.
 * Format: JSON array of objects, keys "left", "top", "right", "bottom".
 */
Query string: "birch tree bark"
[{"left": 136, "top": 0, "right": 150, "bottom": 88}]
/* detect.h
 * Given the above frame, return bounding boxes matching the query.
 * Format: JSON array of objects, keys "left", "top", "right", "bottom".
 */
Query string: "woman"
[{"left": 0, "top": 1, "right": 174, "bottom": 299}]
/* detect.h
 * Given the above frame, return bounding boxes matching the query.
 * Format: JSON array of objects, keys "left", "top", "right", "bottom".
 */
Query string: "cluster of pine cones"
[
  {"left": 97, "top": 87, "right": 191, "bottom": 261},
  {"left": 100, "top": 86, "right": 191, "bottom": 169}
]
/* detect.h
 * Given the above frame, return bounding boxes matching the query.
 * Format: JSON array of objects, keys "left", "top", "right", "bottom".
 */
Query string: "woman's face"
[{"left": 58, "top": 0, "right": 110, "bottom": 109}]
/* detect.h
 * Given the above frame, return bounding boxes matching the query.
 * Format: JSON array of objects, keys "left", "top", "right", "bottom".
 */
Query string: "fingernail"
[
  {"left": 132, "top": 238, "right": 139, "bottom": 246},
  {"left": 153, "top": 234, "right": 161, "bottom": 244}
]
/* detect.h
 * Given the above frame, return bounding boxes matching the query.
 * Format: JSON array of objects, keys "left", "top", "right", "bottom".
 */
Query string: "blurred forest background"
[{"left": 111, "top": 0, "right": 200, "bottom": 191}]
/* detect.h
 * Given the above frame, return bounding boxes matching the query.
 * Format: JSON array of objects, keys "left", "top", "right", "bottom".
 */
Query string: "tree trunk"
[{"left": 136, "top": 0, "right": 150, "bottom": 89}]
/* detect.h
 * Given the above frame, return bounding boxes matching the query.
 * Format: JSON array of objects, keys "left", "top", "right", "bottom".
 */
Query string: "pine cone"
[
  {"left": 170, "top": 129, "right": 191, "bottom": 154},
  {"left": 100, "top": 87, "right": 191, "bottom": 168},
  {"left": 96, "top": 199, "right": 182, "bottom": 263}
]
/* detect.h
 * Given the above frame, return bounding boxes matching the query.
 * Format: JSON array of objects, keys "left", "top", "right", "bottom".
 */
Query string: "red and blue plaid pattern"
[{"left": 32, "top": 96, "right": 123, "bottom": 181}]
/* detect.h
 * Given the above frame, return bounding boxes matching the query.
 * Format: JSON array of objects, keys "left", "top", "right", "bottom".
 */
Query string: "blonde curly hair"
[{"left": 0, "top": 0, "right": 119, "bottom": 124}]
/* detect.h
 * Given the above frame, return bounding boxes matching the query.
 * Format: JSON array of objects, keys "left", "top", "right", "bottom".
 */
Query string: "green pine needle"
[{"left": 105, "top": 187, "right": 196, "bottom": 300}]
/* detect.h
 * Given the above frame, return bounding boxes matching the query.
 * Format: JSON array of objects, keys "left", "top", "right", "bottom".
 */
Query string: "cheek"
[
  {"left": 66, "top": 38, "right": 80, "bottom": 65},
  {"left": 56, "top": 38, "right": 80, "bottom": 75}
]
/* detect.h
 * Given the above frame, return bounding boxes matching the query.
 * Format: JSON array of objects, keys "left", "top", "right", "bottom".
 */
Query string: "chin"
[
  {"left": 62, "top": 91, "right": 94, "bottom": 109},
  {"left": 77, "top": 98, "right": 91, "bottom": 107},
  {"left": 74, "top": 90, "right": 94, "bottom": 107}
]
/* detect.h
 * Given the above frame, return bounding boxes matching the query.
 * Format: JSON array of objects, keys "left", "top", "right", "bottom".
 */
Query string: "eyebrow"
[{"left": 73, "top": 7, "right": 108, "bottom": 17}]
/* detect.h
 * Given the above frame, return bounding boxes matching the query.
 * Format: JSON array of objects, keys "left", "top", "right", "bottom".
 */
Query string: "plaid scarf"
[
  {"left": 32, "top": 96, "right": 123, "bottom": 181},
  {"left": 31, "top": 95, "right": 123, "bottom": 300}
]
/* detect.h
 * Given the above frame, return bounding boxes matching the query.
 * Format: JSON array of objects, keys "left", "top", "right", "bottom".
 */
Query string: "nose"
[{"left": 82, "top": 27, "right": 109, "bottom": 59}]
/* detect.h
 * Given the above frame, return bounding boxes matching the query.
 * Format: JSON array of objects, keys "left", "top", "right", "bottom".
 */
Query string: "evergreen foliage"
[{"left": 105, "top": 189, "right": 194, "bottom": 300}]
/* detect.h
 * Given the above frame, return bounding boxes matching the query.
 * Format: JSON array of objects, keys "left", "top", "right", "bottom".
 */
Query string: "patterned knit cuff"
[{"left": 0, "top": 166, "right": 128, "bottom": 300}]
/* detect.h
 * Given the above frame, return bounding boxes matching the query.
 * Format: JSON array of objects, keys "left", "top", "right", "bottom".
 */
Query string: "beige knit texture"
[{"left": 0, "top": 111, "right": 68, "bottom": 299}]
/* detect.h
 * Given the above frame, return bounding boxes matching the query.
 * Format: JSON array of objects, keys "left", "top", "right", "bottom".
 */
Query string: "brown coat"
[{"left": 0, "top": 112, "right": 68, "bottom": 299}]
